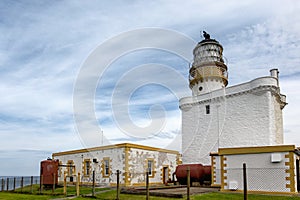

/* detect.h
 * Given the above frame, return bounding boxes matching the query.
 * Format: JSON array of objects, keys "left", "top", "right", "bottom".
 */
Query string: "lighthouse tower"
[
  {"left": 180, "top": 32, "right": 287, "bottom": 165},
  {"left": 189, "top": 31, "right": 228, "bottom": 96}
]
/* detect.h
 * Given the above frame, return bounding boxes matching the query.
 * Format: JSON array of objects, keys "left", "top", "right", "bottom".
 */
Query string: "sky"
[{"left": 0, "top": 0, "right": 300, "bottom": 175}]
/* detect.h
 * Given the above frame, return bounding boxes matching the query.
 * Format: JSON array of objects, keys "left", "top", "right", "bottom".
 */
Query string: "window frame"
[
  {"left": 83, "top": 159, "right": 91, "bottom": 176},
  {"left": 146, "top": 158, "right": 155, "bottom": 178},
  {"left": 102, "top": 157, "right": 110, "bottom": 178},
  {"left": 67, "top": 160, "right": 75, "bottom": 176}
]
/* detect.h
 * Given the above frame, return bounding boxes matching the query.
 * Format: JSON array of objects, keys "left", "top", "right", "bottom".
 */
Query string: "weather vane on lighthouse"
[{"left": 203, "top": 31, "right": 210, "bottom": 40}]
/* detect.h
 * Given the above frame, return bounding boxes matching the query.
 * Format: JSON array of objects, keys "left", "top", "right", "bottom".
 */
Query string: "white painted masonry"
[
  {"left": 180, "top": 34, "right": 287, "bottom": 165},
  {"left": 180, "top": 75, "right": 287, "bottom": 165},
  {"left": 52, "top": 143, "right": 180, "bottom": 186},
  {"left": 210, "top": 145, "right": 298, "bottom": 195}
]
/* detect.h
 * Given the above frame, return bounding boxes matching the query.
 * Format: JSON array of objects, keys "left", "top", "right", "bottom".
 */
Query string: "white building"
[
  {"left": 210, "top": 145, "right": 299, "bottom": 195},
  {"left": 180, "top": 33, "right": 287, "bottom": 165},
  {"left": 52, "top": 143, "right": 181, "bottom": 186},
  {"left": 179, "top": 32, "right": 299, "bottom": 195}
]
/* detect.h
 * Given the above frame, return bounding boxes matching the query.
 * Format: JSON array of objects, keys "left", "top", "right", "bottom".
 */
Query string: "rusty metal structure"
[
  {"left": 175, "top": 164, "right": 211, "bottom": 185},
  {"left": 40, "top": 159, "right": 59, "bottom": 186}
]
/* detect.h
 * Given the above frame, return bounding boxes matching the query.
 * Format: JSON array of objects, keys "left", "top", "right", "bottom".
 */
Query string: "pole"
[
  {"left": 6, "top": 178, "right": 9, "bottom": 191},
  {"left": 30, "top": 176, "right": 33, "bottom": 193},
  {"left": 52, "top": 173, "right": 55, "bottom": 194},
  {"left": 76, "top": 172, "right": 80, "bottom": 196},
  {"left": 63, "top": 172, "right": 67, "bottom": 196},
  {"left": 187, "top": 166, "right": 190, "bottom": 200},
  {"left": 146, "top": 170, "right": 149, "bottom": 200},
  {"left": 116, "top": 170, "right": 120, "bottom": 200},
  {"left": 1, "top": 178, "right": 4, "bottom": 191},
  {"left": 296, "top": 159, "right": 299, "bottom": 192},
  {"left": 40, "top": 175, "right": 43, "bottom": 194},
  {"left": 92, "top": 170, "right": 95, "bottom": 197},
  {"left": 243, "top": 163, "right": 247, "bottom": 200},
  {"left": 13, "top": 177, "right": 16, "bottom": 191},
  {"left": 21, "top": 177, "right": 23, "bottom": 192}
]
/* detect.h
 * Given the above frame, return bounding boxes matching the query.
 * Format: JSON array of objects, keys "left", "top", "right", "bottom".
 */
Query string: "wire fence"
[
  {"left": 225, "top": 166, "right": 298, "bottom": 193},
  {"left": 0, "top": 176, "right": 40, "bottom": 192},
  {"left": 223, "top": 163, "right": 300, "bottom": 200}
]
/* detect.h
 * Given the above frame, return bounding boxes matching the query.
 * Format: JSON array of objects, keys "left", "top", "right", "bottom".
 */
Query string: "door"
[{"left": 163, "top": 167, "right": 169, "bottom": 184}]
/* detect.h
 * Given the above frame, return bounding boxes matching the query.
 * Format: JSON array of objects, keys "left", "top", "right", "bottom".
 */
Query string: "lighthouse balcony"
[{"left": 189, "top": 66, "right": 228, "bottom": 88}]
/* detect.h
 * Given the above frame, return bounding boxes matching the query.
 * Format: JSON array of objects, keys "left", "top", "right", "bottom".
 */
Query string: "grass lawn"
[
  {"left": 0, "top": 192, "right": 55, "bottom": 200},
  {"left": 194, "top": 192, "right": 300, "bottom": 200},
  {"left": 0, "top": 184, "right": 109, "bottom": 199},
  {"left": 0, "top": 186, "right": 299, "bottom": 199},
  {"left": 92, "top": 190, "right": 300, "bottom": 200},
  {"left": 94, "top": 190, "right": 300, "bottom": 200}
]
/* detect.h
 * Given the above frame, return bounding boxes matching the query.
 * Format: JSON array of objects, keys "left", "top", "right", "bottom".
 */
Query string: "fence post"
[
  {"left": 30, "top": 176, "right": 33, "bottom": 193},
  {"left": 187, "top": 166, "right": 190, "bottom": 200},
  {"left": 13, "top": 177, "right": 16, "bottom": 191},
  {"left": 40, "top": 175, "right": 43, "bottom": 194},
  {"left": 76, "top": 172, "right": 80, "bottom": 196},
  {"left": 20, "top": 177, "right": 24, "bottom": 192},
  {"left": 146, "top": 170, "right": 149, "bottom": 200},
  {"left": 116, "top": 170, "right": 120, "bottom": 200},
  {"left": 92, "top": 170, "right": 95, "bottom": 197},
  {"left": 52, "top": 173, "right": 56, "bottom": 194},
  {"left": 63, "top": 172, "right": 67, "bottom": 196},
  {"left": 1, "top": 178, "right": 4, "bottom": 191},
  {"left": 243, "top": 163, "right": 247, "bottom": 200},
  {"left": 296, "top": 159, "right": 299, "bottom": 192},
  {"left": 6, "top": 178, "right": 9, "bottom": 191}
]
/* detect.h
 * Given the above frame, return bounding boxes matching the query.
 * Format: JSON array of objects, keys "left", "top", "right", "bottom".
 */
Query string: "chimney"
[{"left": 270, "top": 68, "right": 279, "bottom": 79}]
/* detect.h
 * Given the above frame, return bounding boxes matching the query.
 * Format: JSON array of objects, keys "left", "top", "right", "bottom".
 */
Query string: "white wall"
[
  {"left": 224, "top": 153, "right": 288, "bottom": 192},
  {"left": 54, "top": 147, "right": 124, "bottom": 186},
  {"left": 128, "top": 148, "right": 178, "bottom": 185},
  {"left": 53, "top": 144, "right": 179, "bottom": 186},
  {"left": 180, "top": 77, "right": 285, "bottom": 165}
]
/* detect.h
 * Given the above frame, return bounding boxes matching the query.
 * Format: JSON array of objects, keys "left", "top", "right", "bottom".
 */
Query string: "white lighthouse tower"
[
  {"left": 189, "top": 31, "right": 228, "bottom": 96},
  {"left": 180, "top": 32, "right": 287, "bottom": 165}
]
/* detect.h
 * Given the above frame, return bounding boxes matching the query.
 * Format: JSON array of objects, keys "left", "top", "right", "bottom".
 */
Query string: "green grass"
[
  {"left": 0, "top": 192, "right": 55, "bottom": 200},
  {"left": 94, "top": 190, "right": 300, "bottom": 200},
  {"left": 13, "top": 184, "right": 108, "bottom": 195},
  {"left": 193, "top": 192, "right": 300, "bottom": 200},
  {"left": 0, "top": 184, "right": 110, "bottom": 199},
  {"left": 0, "top": 186, "right": 299, "bottom": 200},
  {"left": 93, "top": 189, "right": 182, "bottom": 200}
]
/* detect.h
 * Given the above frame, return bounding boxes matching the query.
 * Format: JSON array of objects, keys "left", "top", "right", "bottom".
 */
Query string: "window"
[
  {"left": 102, "top": 157, "right": 110, "bottom": 177},
  {"left": 146, "top": 158, "right": 155, "bottom": 178},
  {"left": 104, "top": 159, "right": 109, "bottom": 175},
  {"left": 67, "top": 160, "right": 75, "bottom": 176},
  {"left": 84, "top": 159, "right": 91, "bottom": 176},
  {"left": 148, "top": 160, "right": 153, "bottom": 175},
  {"left": 206, "top": 105, "right": 210, "bottom": 114}
]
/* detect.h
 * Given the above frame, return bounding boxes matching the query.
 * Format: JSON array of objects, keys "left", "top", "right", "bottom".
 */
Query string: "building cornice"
[
  {"left": 180, "top": 76, "right": 286, "bottom": 109},
  {"left": 218, "top": 145, "right": 295, "bottom": 155},
  {"left": 52, "top": 143, "right": 180, "bottom": 157}
]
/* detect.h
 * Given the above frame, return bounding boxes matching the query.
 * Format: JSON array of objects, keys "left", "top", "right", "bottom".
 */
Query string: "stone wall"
[{"left": 180, "top": 76, "right": 286, "bottom": 165}]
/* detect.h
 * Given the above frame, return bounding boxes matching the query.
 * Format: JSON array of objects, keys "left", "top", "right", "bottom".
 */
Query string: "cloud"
[
  {"left": 223, "top": 3, "right": 300, "bottom": 84},
  {"left": 0, "top": 0, "right": 300, "bottom": 175}
]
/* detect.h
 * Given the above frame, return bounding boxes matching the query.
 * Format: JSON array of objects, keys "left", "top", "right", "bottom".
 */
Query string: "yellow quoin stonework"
[
  {"left": 210, "top": 145, "right": 299, "bottom": 195},
  {"left": 52, "top": 143, "right": 180, "bottom": 186}
]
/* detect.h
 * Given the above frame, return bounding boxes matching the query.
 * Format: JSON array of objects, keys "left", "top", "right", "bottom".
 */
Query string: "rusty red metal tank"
[
  {"left": 175, "top": 164, "right": 211, "bottom": 185},
  {"left": 202, "top": 165, "right": 212, "bottom": 184},
  {"left": 40, "top": 159, "right": 59, "bottom": 186}
]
